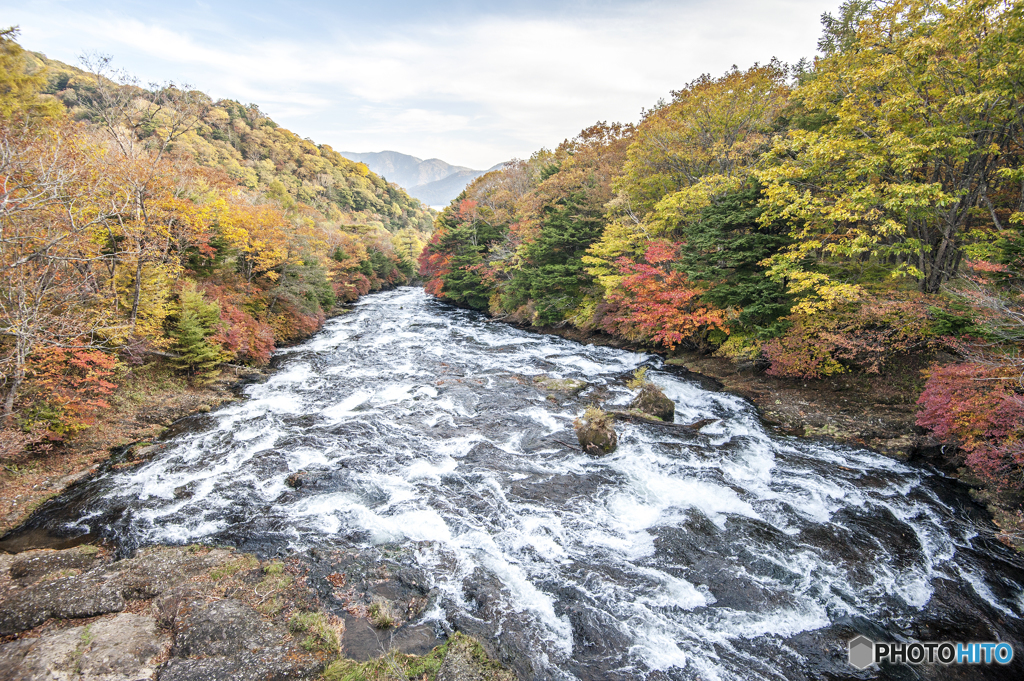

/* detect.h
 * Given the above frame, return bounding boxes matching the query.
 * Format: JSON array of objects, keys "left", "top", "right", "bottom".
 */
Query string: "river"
[{"left": 10, "top": 287, "right": 1024, "bottom": 679}]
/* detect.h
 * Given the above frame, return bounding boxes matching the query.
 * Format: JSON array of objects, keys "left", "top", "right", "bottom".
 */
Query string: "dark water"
[{"left": 9, "top": 287, "right": 1024, "bottom": 679}]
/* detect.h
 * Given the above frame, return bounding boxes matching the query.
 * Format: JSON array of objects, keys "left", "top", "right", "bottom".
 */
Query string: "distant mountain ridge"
[{"left": 340, "top": 150, "right": 504, "bottom": 206}]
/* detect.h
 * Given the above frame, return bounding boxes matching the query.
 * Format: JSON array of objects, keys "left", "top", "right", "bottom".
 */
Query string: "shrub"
[
  {"left": 763, "top": 297, "right": 936, "bottom": 378},
  {"left": 21, "top": 347, "right": 118, "bottom": 435},
  {"left": 917, "top": 363, "right": 1024, "bottom": 492},
  {"left": 368, "top": 599, "right": 396, "bottom": 629}
]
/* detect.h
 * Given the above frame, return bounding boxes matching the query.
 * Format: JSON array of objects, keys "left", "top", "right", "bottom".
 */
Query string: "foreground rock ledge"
[{"left": 0, "top": 544, "right": 514, "bottom": 681}]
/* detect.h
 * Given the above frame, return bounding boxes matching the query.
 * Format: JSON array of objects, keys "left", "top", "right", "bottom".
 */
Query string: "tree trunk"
[
  {"left": 130, "top": 257, "right": 143, "bottom": 330},
  {"left": 2, "top": 339, "right": 27, "bottom": 424}
]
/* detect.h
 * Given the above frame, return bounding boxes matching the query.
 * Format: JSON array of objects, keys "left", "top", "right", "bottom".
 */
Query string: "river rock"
[
  {"left": 161, "top": 598, "right": 321, "bottom": 681},
  {"left": 9, "top": 546, "right": 100, "bottom": 582},
  {"left": 532, "top": 375, "right": 587, "bottom": 396},
  {"left": 629, "top": 383, "right": 675, "bottom": 421},
  {"left": 172, "top": 598, "right": 283, "bottom": 657},
  {"left": 436, "top": 633, "right": 517, "bottom": 681},
  {"left": 0, "top": 613, "right": 170, "bottom": 681},
  {"left": 0, "top": 571, "right": 125, "bottom": 635},
  {"left": 574, "top": 408, "right": 617, "bottom": 456}
]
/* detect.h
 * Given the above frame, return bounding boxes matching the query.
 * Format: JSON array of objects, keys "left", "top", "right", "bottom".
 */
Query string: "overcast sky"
[{"left": 4, "top": 0, "right": 839, "bottom": 169}]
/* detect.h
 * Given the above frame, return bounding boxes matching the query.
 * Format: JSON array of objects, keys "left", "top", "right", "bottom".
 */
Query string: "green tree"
[
  {"left": 171, "top": 283, "right": 225, "bottom": 379},
  {"left": 503, "top": 191, "right": 605, "bottom": 324},
  {"left": 678, "top": 185, "right": 793, "bottom": 333},
  {"left": 758, "top": 0, "right": 1024, "bottom": 310}
]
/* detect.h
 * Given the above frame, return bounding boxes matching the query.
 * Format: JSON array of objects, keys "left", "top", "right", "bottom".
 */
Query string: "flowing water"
[{"left": 10, "top": 287, "right": 1024, "bottom": 679}]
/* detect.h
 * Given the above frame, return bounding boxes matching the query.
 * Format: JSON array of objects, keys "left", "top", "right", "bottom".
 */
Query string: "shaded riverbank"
[
  {"left": 512, "top": 322, "right": 934, "bottom": 461},
  {"left": 0, "top": 365, "right": 262, "bottom": 539}
]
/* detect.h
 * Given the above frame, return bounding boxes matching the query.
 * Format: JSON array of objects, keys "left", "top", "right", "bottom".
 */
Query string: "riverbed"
[{"left": 10, "top": 287, "right": 1024, "bottom": 680}]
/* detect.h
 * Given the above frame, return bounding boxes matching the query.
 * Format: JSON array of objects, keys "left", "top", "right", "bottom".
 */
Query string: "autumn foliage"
[
  {"left": 604, "top": 241, "right": 727, "bottom": 350},
  {"left": 24, "top": 348, "right": 118, "bottom": 435},
  {"left": 0, "top": 31, "right": 432, "bottom": 446},
  {"left": 917, "top": 364, "right": 1024, "bottom": 491},
  {"left": 413, "top": 2, "right": 1024, "bottom": 509}
]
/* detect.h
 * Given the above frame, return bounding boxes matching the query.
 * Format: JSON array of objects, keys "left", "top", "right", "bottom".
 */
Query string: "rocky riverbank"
[
  {"left": 515, "top": 321, "right": 941, "bottom": 463},
  {"left": 0, "top": 364, "right": 264, "bottom": 540},
  {"left": 0, "top": 543, "right": 512, "bottom": 680}
]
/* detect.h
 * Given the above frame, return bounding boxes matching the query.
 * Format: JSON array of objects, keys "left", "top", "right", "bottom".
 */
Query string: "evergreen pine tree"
[
  {"left": 504, "top": 192, "right": 604, "bottom": 325},
  {"left": 171, "top": 283, "right": 225, "bottom": 380},
  {"left": 678, "top": 186, "right": 792, "bottom": 335}
]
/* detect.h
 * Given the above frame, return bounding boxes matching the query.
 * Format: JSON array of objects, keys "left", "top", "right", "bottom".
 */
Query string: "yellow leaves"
[
  {"left": 648, "top": 175, "right": 744, "bottom": 235},
  {"left": 616, "top": 61, "right": 790, "bottom": 217},
  {"left": 0, "top": 28, "right": 64, "bottom": 121},
  {"left": 219, "top": 202, "right": 292, "bottom": 281},
  {"left": 113, "top": 261, "right": 175, "bottom": 344},
  {"left": 391, "top": 228, "right": 426, "bottom": 263},
  {"left": 783, "top": 271, "right": 865, "bottom": 315},
  {"left": 582, "top": 217, "right": 650, "bottom": 291}
]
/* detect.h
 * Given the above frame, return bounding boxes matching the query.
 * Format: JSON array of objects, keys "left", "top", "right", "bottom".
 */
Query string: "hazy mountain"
[
  {"left": 339, "top": 150, "right": 503, "bottom": 206},
  {"left": 409, "top": 164, "right": 506, "bottom": 206}
]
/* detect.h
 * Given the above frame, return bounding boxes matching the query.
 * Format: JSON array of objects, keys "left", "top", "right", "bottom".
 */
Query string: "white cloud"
[{"left": 8, "top": 0, "right": 837, "bottom": 168}]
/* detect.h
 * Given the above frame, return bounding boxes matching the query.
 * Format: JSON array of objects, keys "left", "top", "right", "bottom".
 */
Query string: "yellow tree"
[
  {"left": 82, "top": 55, "right": 211, "bottom": 331},
  {"left": 757, "top": 0, "right": 1024, "bottom": 310},
  {"left": 0, "top": 118, "right": 124, "bottom": 420},
  {"left": 0, "top": 26, "right": 62, "bottom": 121},
  {"left": 584, "top": 63, "right": 790, "bottom": 291}
]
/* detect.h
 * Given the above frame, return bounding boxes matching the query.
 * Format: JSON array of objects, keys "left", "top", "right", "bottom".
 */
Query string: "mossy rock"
[
  {"left": 574, "top": 408, "right": 617, "bottom": 456},
  {"left": 532, "top": 375, "right": 587, "bottom": 395},
  {"left": 629, "top": 383, "right": 675, "bottom": 422},
  {"left": 436, "top": 633, "right": 516, "bottom": 681}
]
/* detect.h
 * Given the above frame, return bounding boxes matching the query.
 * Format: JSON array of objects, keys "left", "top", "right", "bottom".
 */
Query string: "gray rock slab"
[
  {"left": 172, "top": 599, "right": 283, "bottom": 657},
  {"left": 78, "top": 613, "right": 171, "bottom": 681},
  {"left": 0, "top": 573, "right": 124, "bottom": 635},
  {"left": 0, "top": 625, "right": 84, "bottom": 681},
  {"left": 10, "top": 549, "right": 99, "bottom": 582}
]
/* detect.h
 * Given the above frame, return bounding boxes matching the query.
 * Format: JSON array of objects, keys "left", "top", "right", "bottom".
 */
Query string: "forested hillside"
[
  {"left": 0, "top": 30, "right": 433, "bottom": 448},
  {"left": 420, "top": 0, "right": 1024, "bottom": 534}
]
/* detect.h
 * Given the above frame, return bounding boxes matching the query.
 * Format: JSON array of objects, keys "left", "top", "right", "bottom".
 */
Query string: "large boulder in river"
[
  {"left": 574, "top": 407, "right": 617, "bottom": 456},
  {"left": 629, "top": 383, "right": 675, "bottom": 422}
]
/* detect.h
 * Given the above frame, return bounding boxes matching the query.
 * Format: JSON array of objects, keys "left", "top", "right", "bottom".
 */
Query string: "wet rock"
[
  {"left": 629, "top": 383, "right": 675, "bottom": 421},
  {"left": 172, "top": 482, "right": 194, "bottom": 499},
  {"left": 447, "top": 570, "right": 541, "bottom": 681},
  {"left": 532, "top": 375, "right": 587, "bottom": 396},
  {"left": 574, "top": 408, "right": 617, "bottom": 456},
  {"left": 435, "top": 633, "right": 516, "bottom": 681},
  {"left": 682, "top": 417, "right": 717, "bottom": 430}
]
